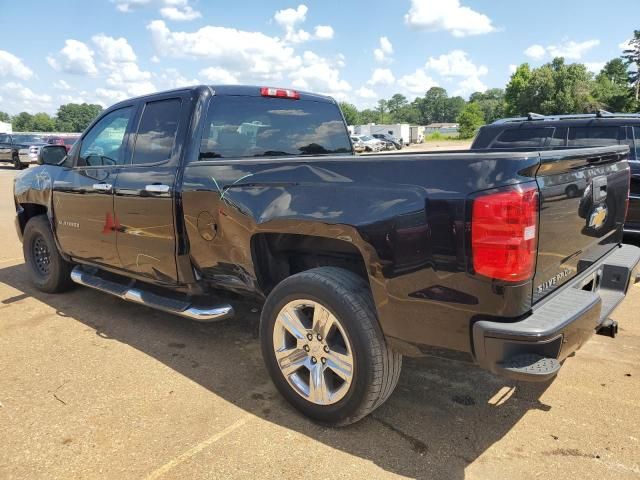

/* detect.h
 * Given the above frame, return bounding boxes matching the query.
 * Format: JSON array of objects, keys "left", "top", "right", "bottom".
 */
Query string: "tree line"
[
  {"left": 341, "top": 29, "right": 640, "bottom": 139},
  {"left": 0, "top": 103, "right": 103, "bottom": 133}
]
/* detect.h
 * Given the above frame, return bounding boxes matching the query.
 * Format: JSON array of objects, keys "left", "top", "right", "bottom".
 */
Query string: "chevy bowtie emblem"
[{"left": 588, "top": 205, "right": 608, "bottom": 230}]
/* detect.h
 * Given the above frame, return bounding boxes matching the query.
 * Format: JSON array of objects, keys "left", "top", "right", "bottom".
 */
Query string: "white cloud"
[
  {"left": 273, "top": 5, "right": 333, "bottom": 43},
  {"left": 314, "top": 25, "right": 334, "bottom": 40},
  {"left": 619, "top": 39, "right": 632, "bottom": 50},
  {"left": 548, "top": 39, "right": 600, "bottom": 60},
  {"left": 508, "top": 64, "right": 518, "bottom": 74},
  {"left": 404, "top": 0, "right": 495, "bottom": 37},
  {"left": 147, "top": 20, "right": 301, "bottom": 81},
  {"left": 425, "top": 50, "right": 488, "bottom": 78},
  {"left": 374, "top": 36, "right": 393, "bottom": 63},
  {"left": 525, "top": 39, "right": 600, "bottom": 61},
  {"left": 47, "top": 39, "right": 98, "bottom": 76},
  {"left": 274, "top": 4, "right": 308, "bottom": 28},
  {"left": 92, "top": 34, "right": 137, "bottom": 64},
  {"left": 355, "top": 86, "right": 377, "bottom": 99},
  {"left": 96, "top": 87, "right": 128, "bottom": 104},
  {"left": 53, "top": 80, "right": 71, "bottom": 90},
  {"left": 0, "top": 50, "right": 34, "bottom": 80},
  {"left": 398, "top": 69, "right": 438, "bottom": 95},
  {"left": 111, "top": 0, "right": 151, "bottom": 12},
  {"left": 524, "top": 44, "right": 546, "bottom": 60},
  {"left": 290, "top": 51, "right": 350, "bottom": 94},
  {"left": 199, "top": 66, "right": 239, "bottom": 84},
  {"left": 158, "top": 68, "right": 199, "bottom": 88},
  {"left": 367, "top": 68, "right": 395, "bottom": 86},
  {"left": 585, "top": 62, "right": 605, "bottom": 74},
  {"left": 150, "top": 55, "right": 160, "bottom": 63},
  {"left": 0, "top": 82, "right": 53, "bottom": 113},
  {"left": 160, "top": 5, "right": 201, "bottom": 21},
  {"left": 455, "top": 76, "right": 487, "bottom": 96}
]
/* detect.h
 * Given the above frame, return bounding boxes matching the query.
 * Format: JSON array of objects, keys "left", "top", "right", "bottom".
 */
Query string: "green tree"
[
  {"left": 376, "top": 99, "right": 388, "bottom": 123},
  {"left": 0, "top": 111, "right": 10, "bottom": 123},
  {"left": 338, "top": 102, "right": 361, "bottom": 125},
  {"left": 444, "top": 96, "right": 466, "bottom": 123},
  {"left": 457, "top": 103, "right": 485, "bottom": 139},
  {"left": 30, "top": 113, "right": 57, "bottom": 132},
  {"left": 359, "top": 109, "right": 378, "bottom": 124},
  {"left": 56, "top": 103, "right": 103, "bottom": 132},
  {"left": 469, "top": 88, "right": 506, "bottom": 123},
  {"left": 622, "top": 30, "right": 640, "bottom": 103},
  {"left": 12, "top": 112, "right": 34, "bottom": 131},
  {"left": 386, "top": 93, "right": 408, "bottom": 119},
  {"left": 416, "top": 87, "right": 449, "bottom": 123},
  {"left": 505, "top": 64, "right": 533, "bottom": 116},
  {"left": 597, "top": 58, "right": 629, "bottom": 85},
  {"left": 505, "top": 59, "right": 596, "bottom": 115}
]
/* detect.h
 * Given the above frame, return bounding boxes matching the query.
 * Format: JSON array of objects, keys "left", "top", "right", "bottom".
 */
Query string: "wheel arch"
[{"left": 251, "top": 232, "right": 372, "bottom": 296}]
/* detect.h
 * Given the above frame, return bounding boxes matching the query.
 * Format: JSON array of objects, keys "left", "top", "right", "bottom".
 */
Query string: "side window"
[
  {"left": 131, "top": 98, "right": 182, "bottom": 165},
  {"left": 548, "top": 127, "right": 568, "bottom": 147},
  {"left": 490, "top": 128, "right": 553, "bottom": 148},
  {"left": 0, "top": 134, "right": 9, "bottom": 143},
  {"left": 78, "top": 107, "right": 133, "bottom": 167},
  {"left": 634, "top": 127, "right": 640, "bottom": 161},
  {"left": 567, "top": 126, "right": 621, "bottom": 147}
]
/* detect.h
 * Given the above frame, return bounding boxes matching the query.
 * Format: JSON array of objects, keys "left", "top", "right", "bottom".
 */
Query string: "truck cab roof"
[{"left": 109, "top": 85, "right": 337, "bottom": 112}]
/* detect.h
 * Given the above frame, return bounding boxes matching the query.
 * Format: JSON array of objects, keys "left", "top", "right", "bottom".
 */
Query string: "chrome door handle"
[
  {"left": 93, "top": 183, "right": 112, "bottom": 192},
  {"left": 145, "top": 184, "right": 171, "bottom": 193}
]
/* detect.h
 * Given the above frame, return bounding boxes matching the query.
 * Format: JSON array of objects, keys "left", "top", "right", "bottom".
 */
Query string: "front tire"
[
  {"left": 13, "top": 153, "right": 25, "bottom": 170},
  {"left": 260, "top": 267, "right": 401, "bottom": 426},
  {"left": 23, "top": 215, "right": 74, "bottom": 293}
]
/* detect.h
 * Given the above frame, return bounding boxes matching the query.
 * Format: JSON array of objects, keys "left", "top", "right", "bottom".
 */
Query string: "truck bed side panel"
[{"left": 181, "top": 152, "right": 540, "bottom": 353}]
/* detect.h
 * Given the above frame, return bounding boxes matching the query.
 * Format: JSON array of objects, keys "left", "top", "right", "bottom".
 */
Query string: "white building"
[
  {"left": 0, "top": 121, "right": 12, "bottom": 134},
  {"left": 353, "top": 124, "right": 411, "bottom": 145}
]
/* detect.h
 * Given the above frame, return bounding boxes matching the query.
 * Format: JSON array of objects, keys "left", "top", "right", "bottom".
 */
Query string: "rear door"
[
  {"left": 628, "top": 126, "right": 640, "bottom": 228},
  {"left": 113, "top": 94, "right": 187, "bottom": 284},
  {"left": 533, "top": 144, "right": 629, "bottom": 302}
]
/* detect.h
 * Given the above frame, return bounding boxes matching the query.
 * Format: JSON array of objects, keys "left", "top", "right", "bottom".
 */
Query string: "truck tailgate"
[{"left": 533, "top": 146, "right": 630, "bottom": 302}]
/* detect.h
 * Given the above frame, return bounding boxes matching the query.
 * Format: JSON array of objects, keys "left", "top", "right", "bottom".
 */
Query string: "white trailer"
[
  {"left": 410, "top": 126, "right": 426, "bottom": 144},
  {"left": 0, "top": 121, "right": 12, "bottom": 134},
  {"left": 353, "top": 124, "right": 411, "bottom": 145}
]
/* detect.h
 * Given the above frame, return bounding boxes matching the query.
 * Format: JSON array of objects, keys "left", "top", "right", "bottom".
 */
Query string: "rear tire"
[
  {"left": 260, "top": 267, "right": 402, "bottom": 426},
  {"left": 23, "top": 215, "right": 74, "bottom": 293}
]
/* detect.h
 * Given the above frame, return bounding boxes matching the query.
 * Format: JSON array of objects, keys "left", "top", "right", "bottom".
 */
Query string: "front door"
[
  {"left": 113, "top": 96, "right": 185, "bottom": 284},
  {"left": 53, "top": 105, "right": 136, "bottom": 266}
]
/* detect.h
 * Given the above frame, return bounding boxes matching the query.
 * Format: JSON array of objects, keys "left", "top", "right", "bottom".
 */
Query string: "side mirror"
[{"left": 38, "top": 144, "right": 67, "bottom": 166}]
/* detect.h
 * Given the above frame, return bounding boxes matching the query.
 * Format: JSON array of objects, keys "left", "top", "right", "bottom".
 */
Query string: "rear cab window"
[
  {"left": 198, "top": 96, "right": 352, "bottom": 160},
  {"left": 567, "top": 126, "right": 623, "bottom": 147},
  {"left": 489, "top": 127, "right": 553, "bottom": 148}
]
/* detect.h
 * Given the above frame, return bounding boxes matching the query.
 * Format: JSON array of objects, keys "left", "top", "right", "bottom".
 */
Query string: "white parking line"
[{"left": 144, "top": 415, "right": 253, "bottom": 480}]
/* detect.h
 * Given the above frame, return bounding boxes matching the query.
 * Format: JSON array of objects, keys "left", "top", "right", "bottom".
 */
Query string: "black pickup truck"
[
  {"left": 0, "top": 133, "right": 48, "bottom": 169},
  {"left": 13, "top": 85, "right": 640, "bottom": 426}
]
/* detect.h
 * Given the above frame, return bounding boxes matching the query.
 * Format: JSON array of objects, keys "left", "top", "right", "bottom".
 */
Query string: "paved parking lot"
[{"left": 0, "top": 165, "right": 639, "bottom": 480}]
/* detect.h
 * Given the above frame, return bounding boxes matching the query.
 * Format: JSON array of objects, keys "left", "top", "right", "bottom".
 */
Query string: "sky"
[{"left": 0, "top": 0, "right": 636, "bottom": 115}]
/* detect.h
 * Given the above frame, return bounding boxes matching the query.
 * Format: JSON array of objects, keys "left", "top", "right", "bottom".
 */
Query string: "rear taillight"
[
  {"left": 471, "top": 183, "right": 539, "bottom": 282},
  {"left": 260, "top": 87, "right": 300, "bottom": 100}
]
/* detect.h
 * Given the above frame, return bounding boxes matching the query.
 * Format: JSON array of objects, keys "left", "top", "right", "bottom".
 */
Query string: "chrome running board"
[{"left": 70, "top": 266, "right": 234, "bottom": 322}]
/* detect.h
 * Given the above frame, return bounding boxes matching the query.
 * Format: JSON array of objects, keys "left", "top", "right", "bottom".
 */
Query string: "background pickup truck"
[
  {"left": 13, "top": 85, "right": 640, "bottom": 426},
  {"left": 0, "top": 133, "right": 48, "bottom": 169}
]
